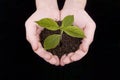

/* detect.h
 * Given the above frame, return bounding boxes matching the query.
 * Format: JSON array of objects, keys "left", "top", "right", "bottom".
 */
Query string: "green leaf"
[
  {"left": 36, "top": 18, "right": 59, "bottom": 31},
  {"left": 62, "top": 15, "right": 74, "bottom": 27},
  {"left": 62, "top": 26, "right": 85, "bottom": 38},
  {"left": 44, "top": 34, "right": 61, "bottom": 50}
]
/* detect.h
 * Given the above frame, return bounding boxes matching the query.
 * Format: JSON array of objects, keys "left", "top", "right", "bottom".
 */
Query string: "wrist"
[
  {"left": 36, "top": 0, "right": 58, "bottom": 10},
  {"left": 63, "top": 0, "right": 87, "bottom": 10}
]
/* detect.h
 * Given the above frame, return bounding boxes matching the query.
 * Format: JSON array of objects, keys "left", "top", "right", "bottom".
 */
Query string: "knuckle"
[
  {"left": 90, "top": 38, "right": 94, "bottom": 43},
  {"left": 92, "top": 22, "right": 96, "bottom": 28},
  {"left": 90, "top": 21, "right": 96, "bottom": 28},
  {"left": 25, "top": 20, "right": 29, "bottom": 27},
  {"left": 93, "top": 21, "right": 96, "bottom": 24},
  {"left": 25, "top": 19, "right": 32, "bottom": 28},
  {"left": 88, "top": 21, "right": 96, "bottom": 31},
  {"left": 26, "top": 36, "right": 30, "bottom": 41},
  {"left": 88, "top": 20, "right": 96, "bottom": 27}
]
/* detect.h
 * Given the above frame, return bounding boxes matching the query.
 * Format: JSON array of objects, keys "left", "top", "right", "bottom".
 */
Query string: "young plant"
[{"left": 36, "top": 15, "right": 85, "bottom": 50}]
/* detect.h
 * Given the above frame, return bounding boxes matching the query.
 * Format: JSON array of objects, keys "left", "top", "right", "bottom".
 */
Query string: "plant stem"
[{"left": 60, "top": 30, "right": 63, "bottom": 40}]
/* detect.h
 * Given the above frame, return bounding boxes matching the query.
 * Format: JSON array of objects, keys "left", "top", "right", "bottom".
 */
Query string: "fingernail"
[
  {"left": 63, "top": 57, "right": 70, "bottom": 64},
  {"left": 81, "top": 45, "right": 88, "bottom": 53},
  {"left": 45, "top": 54, "right": 51, "bottom": 60},
  {"left": 54, "top": 56, "right": 59, "bottom": 66},
  {"left": 32, "top": 44, "right": 38, "bottom": 51},
  {"left": 71, "top": 55, "right": 77, "bottom": 61},
  {"left": 50, "top": 57, "right": 56, "bottom": 64}
]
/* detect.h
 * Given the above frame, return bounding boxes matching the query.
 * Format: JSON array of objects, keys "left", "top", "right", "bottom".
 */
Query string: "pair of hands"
[{"left": 25, "top": 8, "right": 96, "bottom": 66}]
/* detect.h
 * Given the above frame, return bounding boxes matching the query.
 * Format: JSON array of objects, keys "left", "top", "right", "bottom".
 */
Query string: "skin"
[
  {"left": 25, "top": 0, "right": 96, "bottom": 66},
  {"left": 25, "top": 0, "right": 60, "bottom": 66},
  {"left": 60, "top": 0, "right": 96, "bottom": 66}
]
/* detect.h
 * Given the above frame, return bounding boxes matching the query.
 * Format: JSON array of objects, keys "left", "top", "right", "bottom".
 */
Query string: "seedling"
[{"left": 36, "top": 15, "right": 85, "bottom": 50}]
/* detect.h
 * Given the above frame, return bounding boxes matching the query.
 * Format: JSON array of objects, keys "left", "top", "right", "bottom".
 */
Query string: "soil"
[{"left": 40, "top": 21, "right": 82, "bottom": 58}]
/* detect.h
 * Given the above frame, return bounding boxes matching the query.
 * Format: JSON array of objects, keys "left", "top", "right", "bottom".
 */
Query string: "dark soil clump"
[{"left": 40, "top": 21, "right": 82, "bottom": 58}]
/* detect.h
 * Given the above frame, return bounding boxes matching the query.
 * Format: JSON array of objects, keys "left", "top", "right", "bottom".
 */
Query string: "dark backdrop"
[{"left": 1, "top": 0, "right": 120, "bottom": 80}]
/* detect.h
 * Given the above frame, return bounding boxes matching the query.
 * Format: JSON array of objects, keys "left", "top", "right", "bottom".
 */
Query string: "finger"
[
  {"left": 35, "top": 43, "right": 59, "bottom": 65},
  {"left": 25, "top": 22, "right": 40, "bottom": 51},
  {"left": 81, "top": 22, "right": 96, "bottom": 52},
  {"left": 60, "top": 54, "right": 66, "bottom": 66},
  {"left": 35, "top": 43, "right": 52, "bottom": 60},
  {"left": 54, "top": 55, "right": 60, "bottom": 66},
  {"left": 63, "top": 52, "right": 74, "bottom": 65},
  {"left": 68, "top": 52, "right": 74, "bottom": 57},
  {"left": 28, "top": 37, "right": 39, "bottom": 51},
  {"left": 80, "top": 40, "right": 89, "bottom": 53},
  {"left": 71, "top": 49, "right": 87, "bottom": 61},
  {"left": 45, "top": 55, "right": 58, "bottom": 65}
]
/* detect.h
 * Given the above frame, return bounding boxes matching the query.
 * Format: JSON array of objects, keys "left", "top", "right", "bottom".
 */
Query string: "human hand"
[
  {"left": 25, "top": 9, "right": 60, "bottom": 66},
  {"left": 60, "top": 9, "right": 96, "bottom": 66}
]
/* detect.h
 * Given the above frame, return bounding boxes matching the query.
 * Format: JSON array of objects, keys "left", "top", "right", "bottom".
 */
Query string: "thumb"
[
  {"left": 80, "top": 22, "right": 96, "bottom": 52},
  {"left": 25, "top": 21, "right": 39, "bottom": 51},
  {"left": 28, "top": 36, "right": 39, "bottom": 51}
]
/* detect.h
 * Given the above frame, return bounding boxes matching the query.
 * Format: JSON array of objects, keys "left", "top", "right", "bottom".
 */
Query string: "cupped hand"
[
  {"left": 25, "top": 9, "right": 60, "bottom": 66},
  {"left": 60, "top": 9, "right": 96, "bottom": 66}
]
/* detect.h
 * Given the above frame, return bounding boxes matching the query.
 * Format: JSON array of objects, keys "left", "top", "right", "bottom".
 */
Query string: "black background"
[{"left": 0, "top": 0, "right": 120, "bottom": 80}]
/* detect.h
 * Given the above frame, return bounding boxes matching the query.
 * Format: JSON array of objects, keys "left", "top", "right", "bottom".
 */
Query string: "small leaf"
[
  {"left": 62, "top": 15, "right": 74, "bottom": 27},
  {"left": 36, "top": 18, "right": 59, "bottom": 31},
  {"left": 62, "top": 26, "right": 85, "bottom": 38},
  {"left": 44, "top": 34, "right": 61, "bottom": 50}
]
